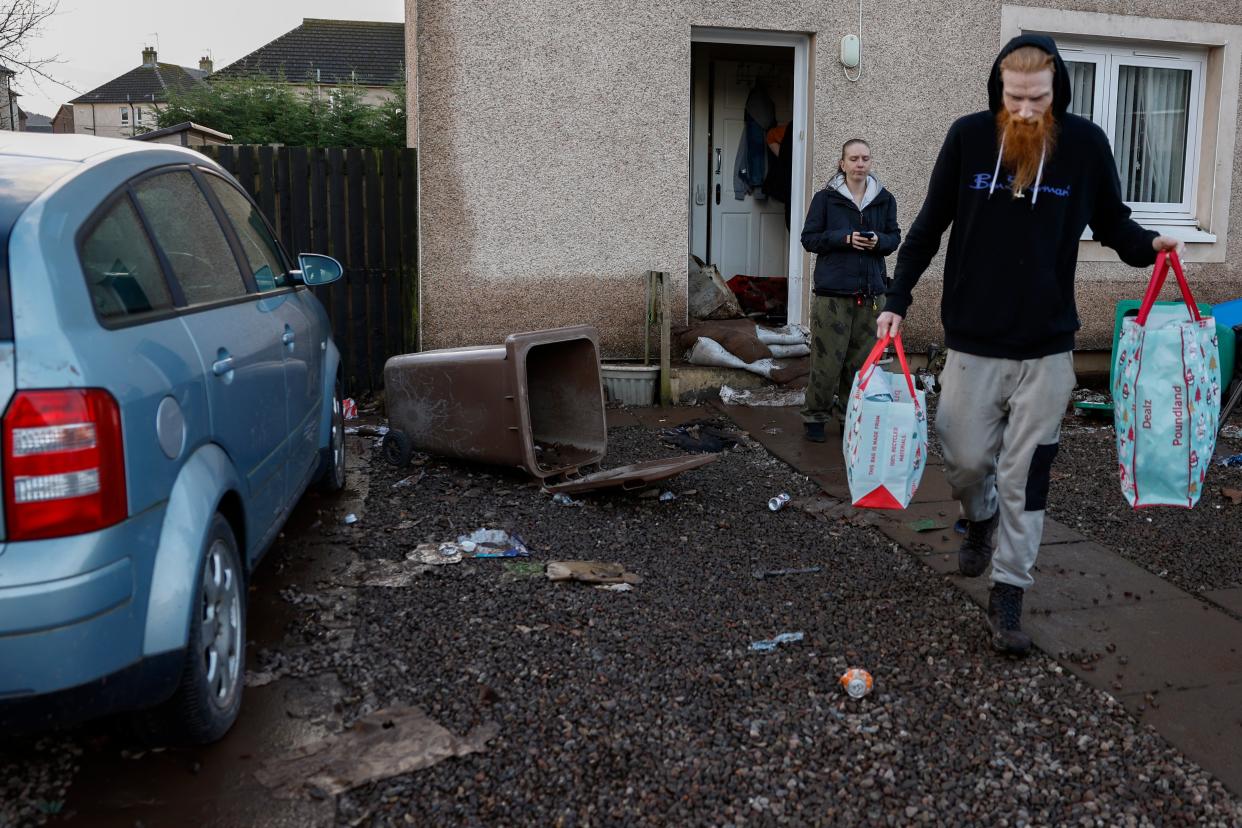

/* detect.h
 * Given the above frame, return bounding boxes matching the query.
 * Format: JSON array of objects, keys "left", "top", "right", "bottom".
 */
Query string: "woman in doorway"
[{"left": 799, "top": 138, "right": 902, "bottom": 442}]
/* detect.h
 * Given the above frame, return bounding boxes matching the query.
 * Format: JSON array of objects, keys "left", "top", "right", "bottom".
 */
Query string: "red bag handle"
[
  {"left": 858, "top": 333, "right": 921, "bottom": 412},
  {"left": 1136, "top": 250, "right": 1199, "bottom": 326}
]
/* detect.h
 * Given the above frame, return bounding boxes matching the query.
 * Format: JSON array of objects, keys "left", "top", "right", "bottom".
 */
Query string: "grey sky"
[{"left": 17, "top": 0, "right": 405, "bottom": 118}]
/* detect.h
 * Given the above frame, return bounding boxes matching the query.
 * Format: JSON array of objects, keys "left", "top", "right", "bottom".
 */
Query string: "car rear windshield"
[{"left": 0, "top": 156, "right": 78, "bottom": 341}]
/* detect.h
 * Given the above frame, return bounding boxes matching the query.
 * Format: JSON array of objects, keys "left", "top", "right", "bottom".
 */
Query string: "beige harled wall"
[{"left": 413, "top": 1, "right": 1242, "bottom": 356}]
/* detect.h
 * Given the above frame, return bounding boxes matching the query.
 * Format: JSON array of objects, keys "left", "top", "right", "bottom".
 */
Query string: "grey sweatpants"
[{"left": 936, "top": 350, "right": 1076, "bottom": 589}]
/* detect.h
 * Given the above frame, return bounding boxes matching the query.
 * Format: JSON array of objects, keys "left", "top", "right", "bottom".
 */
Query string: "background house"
[
  {"left": 407, "top": 2, "right": 1242, "bottom": 362},
  {"left": 51, "top": 103, "right": 74, "bottom": 134},
  {"left": 0, "top": 66, "right": 18, "bottom": 131},
  {"left": 211, "top": 18, "right": 404, "bottom": 107},
  {"left": 22, "top": 112, "right": 52, "bottom": 133},
  {"left": 69, "top": 47, "right": 208, "bottom": 139}
]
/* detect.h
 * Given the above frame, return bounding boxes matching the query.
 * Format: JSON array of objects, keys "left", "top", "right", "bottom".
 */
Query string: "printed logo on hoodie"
[{"left": 969, "top": 172, "right": 1071, "bottom": 199}]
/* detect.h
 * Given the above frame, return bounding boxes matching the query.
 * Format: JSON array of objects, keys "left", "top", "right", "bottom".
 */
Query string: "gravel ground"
[
  {"left": 0, "top": 737, "right": 79, "bottom": 827},
  {"left": 1046, "top": 411, "right": 1242, "bottom": 596},
  {"left": 259, "top": 417, "right": 1241, "bottom": 826}
]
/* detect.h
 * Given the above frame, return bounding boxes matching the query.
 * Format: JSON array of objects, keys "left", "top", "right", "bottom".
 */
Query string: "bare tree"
[{"left": 0, "top": 0, "right": 69, "bottom": 88}]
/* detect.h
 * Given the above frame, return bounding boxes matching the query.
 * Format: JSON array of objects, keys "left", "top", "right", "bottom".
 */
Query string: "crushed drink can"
[
  {"left": 768, "top": 493, "right": 791, "bottom": 512},
  {"left": 840, "top": 667, "right": 873, "bottom": 699},
  {"left": 342, "top": 398, "right": 358, "bottom": 420}
]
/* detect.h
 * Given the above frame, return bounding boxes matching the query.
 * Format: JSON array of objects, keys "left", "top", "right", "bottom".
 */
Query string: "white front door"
[{"left": 709, "top": 60, "right": 792, "bottom": 281}]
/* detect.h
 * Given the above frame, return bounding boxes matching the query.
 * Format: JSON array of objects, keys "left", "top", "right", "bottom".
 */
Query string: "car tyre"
[
  {"left": 135, "top": 514, "right": 245, "bottom": 746},
  {"left": 316, "top": 379, "right": 347, "bottom": 492},
  {"left": 381, "top": 429, "right": 412, "bottom": 467}
]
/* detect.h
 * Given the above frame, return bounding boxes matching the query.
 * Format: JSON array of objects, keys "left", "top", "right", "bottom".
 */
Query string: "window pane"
[
  {"left": 80, "top": 198, "right": 174, "bottom": 319},
  {"left": 1065, "top": 61, "right": 1095, "bottom": 120},
  {"left": 1113, "top": 65, "right": 1191, "bottom": 204},
  {"left": 133, "top": 171, "right": 248, "bottom": 305},
  {"left": 203, "top": 176, "right": 289, "bottom": 292}
]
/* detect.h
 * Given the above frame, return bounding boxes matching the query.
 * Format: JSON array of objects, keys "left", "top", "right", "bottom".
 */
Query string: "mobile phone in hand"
[{"left": 863, "top": 231, "right": 877, "bottom": 239}]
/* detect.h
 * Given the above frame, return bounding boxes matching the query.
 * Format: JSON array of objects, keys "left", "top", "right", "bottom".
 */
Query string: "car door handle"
[
  {"left": 282, "top": 326, "right": 295, "bottom": 347},
  {"left": 212, "top": 356, "right": 235, "bottom": 376}
]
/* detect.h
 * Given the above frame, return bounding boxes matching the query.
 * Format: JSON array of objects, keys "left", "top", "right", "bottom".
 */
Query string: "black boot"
[
  {"left": 804, "top": 422, "right": 826, "bottom": 443},
  {"left": 958, "top": 512, "right": 998, "bottom": 577},
  {"left": 987, "top": 583, "right": 1033, "bottom": 656}
]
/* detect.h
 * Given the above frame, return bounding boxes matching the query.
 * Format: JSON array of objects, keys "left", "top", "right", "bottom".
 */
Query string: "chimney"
[
  {"left": 141, "top": 46, "right": 157, "bottom": 67},
  {"left": 199, "top": 56, "right": 213, "bottom": 73}
]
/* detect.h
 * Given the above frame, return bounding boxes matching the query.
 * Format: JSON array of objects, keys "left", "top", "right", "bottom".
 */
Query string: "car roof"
[{"left": 0, "top": 132, "right": 151, "bottom": 163}]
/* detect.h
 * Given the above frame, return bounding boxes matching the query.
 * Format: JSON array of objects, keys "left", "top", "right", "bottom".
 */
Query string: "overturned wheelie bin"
[{"left": 382, "top": 326, "right": 714, "bottom": 493}]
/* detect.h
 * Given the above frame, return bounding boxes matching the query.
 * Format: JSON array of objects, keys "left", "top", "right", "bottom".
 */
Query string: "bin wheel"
[{"left": 382, "top": 430, "right": 413, "bottom": 467}]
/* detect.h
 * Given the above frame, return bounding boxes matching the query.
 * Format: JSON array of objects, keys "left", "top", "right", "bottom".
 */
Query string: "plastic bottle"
[
  {"left": 768, "top": 493, "right": 791, "bottom": 511},
  {"left": 840, "top": 667, "right": 873, "bottom": 699}
]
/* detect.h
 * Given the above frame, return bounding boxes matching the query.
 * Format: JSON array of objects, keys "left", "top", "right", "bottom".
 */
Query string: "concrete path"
[{"left": 707, "top": 402, "right": 1242, "bottom": 796}]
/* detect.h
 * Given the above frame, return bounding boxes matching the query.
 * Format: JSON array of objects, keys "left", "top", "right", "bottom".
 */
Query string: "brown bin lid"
[{"left": 543, "top": 454, "right": 717, "bottom": 494}]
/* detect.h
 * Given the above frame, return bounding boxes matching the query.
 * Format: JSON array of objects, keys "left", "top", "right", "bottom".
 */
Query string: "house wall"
[
  {"left": 52, "top": 106, "right": 75, "bottom": 134},
  {"left": 413, "top": 1, "right": 1242, "bottom": 357},
  {"left": 0, "top": 75, "right": 15, "bottom": 131},
  {"left": 72, "top": 103, "right": 159, "bottom": 139}
]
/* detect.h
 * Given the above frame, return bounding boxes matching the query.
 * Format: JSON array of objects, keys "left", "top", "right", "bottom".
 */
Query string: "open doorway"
[{"left": 690, "top": 28, "right": 810, "bottom": 326}]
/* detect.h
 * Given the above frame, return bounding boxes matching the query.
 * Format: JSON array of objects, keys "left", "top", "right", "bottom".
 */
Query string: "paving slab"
[
  {"left": 1023, "top": 541, "right": 1186, "bottom": 611},
  {"left": 1205, "top": 587, "right": 1242, "bottom": 616},
  {"left": 629, "top": 405, "right": 712, "bottom": 429},
  {"left": 1040, "top": 518, "right": 1086, "bottom": 545},
  {"left": 1120, "top": 681, "right": 1242, "bottom": 795},
  {"left": 606, "top": 408, "right": 641, "bottom": 428}
]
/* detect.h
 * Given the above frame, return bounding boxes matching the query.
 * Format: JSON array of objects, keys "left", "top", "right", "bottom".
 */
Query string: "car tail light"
[{"left": 3, "top": 389, "right": 127, "bottom": 540}]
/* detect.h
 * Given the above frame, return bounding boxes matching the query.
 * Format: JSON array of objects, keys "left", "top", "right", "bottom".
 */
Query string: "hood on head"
[{"left": 987, "top": 33, "right": 1072, "bottom": 117}]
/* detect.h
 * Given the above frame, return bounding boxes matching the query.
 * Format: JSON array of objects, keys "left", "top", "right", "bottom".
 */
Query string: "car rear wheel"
[
  {"left": 317, "top": 380, "right": 347, "bottom": 492},
  {"left": 135, "top": 514, "right": 245, "bottom": 745}
]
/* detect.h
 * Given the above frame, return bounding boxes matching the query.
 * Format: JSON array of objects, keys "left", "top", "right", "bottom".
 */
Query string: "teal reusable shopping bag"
[
  {"left": 1112, "top": 251, "right": 1220, "bottom": 508},
  {"left": 843, "top": 333, "right": 928, "bottom": 509}
]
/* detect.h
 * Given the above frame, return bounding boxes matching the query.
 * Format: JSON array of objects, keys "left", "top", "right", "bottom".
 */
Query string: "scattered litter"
[
  {"left": 551, "top": 493, "right": 584, "bottom": 507},
  {"left": 749, "top": 631, "right": 805, "bottom": 652},
  {"left": 342, "top": 398, "right": 358, "bottom": 420},
  {"left": 660, "top": 421, "right": 741, "bottom": 453},
  {"left": 916, "top": 370, "right": 938, "bottom": 394},
  {"left": 392, "top": 472, "right": 426, "bottom": 489},
  {"left": 795, "top": 495, "right": 882, "bottom": 526},
  {"left": 348, "top": 557, "right": 434, "bottom": 586},
  {"left": 342, "top": 513, "right": 358, "bottom": 525},
  {"left": 908, "top": 518, "right": 949, "bottom": 533},
  {"left": 763, "top": 427, "right": 782, "bottom": 435},
  {"left": 515, "top": 623, "right": 550, "bottom": 634},
  {"left": 1219, "top": 454, "right": 1242, "bottom": 468},
  {"left": 1222, "top": 487, "right": 1242, "bottom": 505},
  {"left": 752, "top": 566, "right": 822, "bottom": 580},
  {"left": 546, "top": 560, "right": 642, "bottom": 585},
  {"left": 768, "top": 492, "right": 791, "bottom": 512},
  {"left": 594, "top": 583, "right": 635, "bottom": 592},
  {"left": 245, "top": 670, "right": 280, "bottom": 688},
  {"left": 458, "top": 529, "right": 530, "bottom": 558},
  {"left": 254, "top": 706, "right": 499, "bottom": 799},
  {"left": 1220, "top": 424, "right": 1242, "bottom": 439},
  {"left": 345, "top": 424, "right": 389, "bottom": 437},
  {"left": 840, "top": 667, "right": 874, "bottom": 699},
  {"left": 659, "top": 491, "right": 677, "bottom": 502},
  {"left": 1157, "top": 569, "right": 1168, "bottom": 578},
  {"left": 407, "top": 544, "right": 464, "bottom": 566},
  {"left": 719, "top": 384, "right": 806, "bottom": 407}
]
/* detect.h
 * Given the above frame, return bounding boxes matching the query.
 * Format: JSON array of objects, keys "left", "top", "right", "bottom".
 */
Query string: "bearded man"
[{"left": 875, "top": 35, "right": 1184, "bottom": 656}]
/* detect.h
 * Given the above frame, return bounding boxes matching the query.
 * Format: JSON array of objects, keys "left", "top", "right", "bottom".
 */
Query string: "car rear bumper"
[{"left": 0, "top": 505, "right": 166, "bottom": 700}]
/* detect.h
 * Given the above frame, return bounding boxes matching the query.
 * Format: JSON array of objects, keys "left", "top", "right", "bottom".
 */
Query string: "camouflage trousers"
[{"left": 800, "top": 294, "right": 881, "bottom": 425}]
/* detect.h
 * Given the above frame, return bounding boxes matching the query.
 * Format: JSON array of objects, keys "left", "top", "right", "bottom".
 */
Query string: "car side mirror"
[{"left": 292, "top": 254, "right": 344, "bottom": 286}]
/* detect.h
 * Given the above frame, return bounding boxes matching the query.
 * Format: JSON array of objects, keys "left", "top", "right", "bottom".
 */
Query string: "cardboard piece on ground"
[
  {"left": 255, "top": 707, "right": 499, "bottom": 799},
  {"left": 546, "top": 560, "right": 643, "bottom": 585}
]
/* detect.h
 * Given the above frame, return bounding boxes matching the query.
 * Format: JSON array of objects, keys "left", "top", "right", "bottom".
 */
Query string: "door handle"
[
  {"left": 714, "top": 147, "right": 722, "bottom": 176},
  {"left": 212, "top": 355, "right": 235, "bottom": 376},
  {"left": 282, "top": 326, "right": 295, "bottom": 346},
  {"left": 715, "top": 183, "right": 720, "bottom": 205}
]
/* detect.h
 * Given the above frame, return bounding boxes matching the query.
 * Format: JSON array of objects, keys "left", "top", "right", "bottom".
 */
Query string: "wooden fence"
[{"left": 196, "top": 145, "right": 418, "bottom": 395}]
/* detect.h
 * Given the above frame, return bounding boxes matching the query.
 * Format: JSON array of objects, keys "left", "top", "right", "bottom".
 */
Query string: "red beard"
[{"left": 996, "top": 108, "right": 1058, "bottom": 196}]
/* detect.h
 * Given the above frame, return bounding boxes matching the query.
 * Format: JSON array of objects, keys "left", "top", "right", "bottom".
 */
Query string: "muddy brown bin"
[{"left": 382, "top": 326, "right": 608, "bottom": 478}]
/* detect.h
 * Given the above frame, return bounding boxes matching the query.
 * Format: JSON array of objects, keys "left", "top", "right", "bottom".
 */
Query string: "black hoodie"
[{"left": 884, "top": 34, "right": 1158, "bottom": 360}]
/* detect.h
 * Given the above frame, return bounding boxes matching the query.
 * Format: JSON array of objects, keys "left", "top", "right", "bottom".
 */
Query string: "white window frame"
[
  {"left": 135, "top": 106, "right": 144, "bottom": 124},
  {"left": 119, "top": 107, "right": 129, "bottom": 125},
  {"left": 1060, "top": 39, "right": 1206, "bottom": 224}
]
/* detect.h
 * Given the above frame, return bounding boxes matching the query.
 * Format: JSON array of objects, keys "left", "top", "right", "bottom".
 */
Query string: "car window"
[
  {"left": 132, "top": 171, "right": 248, "bottom": 305},
  {"left": 203, "top": 175, "right": 290, "bottom": 292},
  {"left": 79, "top": 197, "right": 175, "bottom": 320}
]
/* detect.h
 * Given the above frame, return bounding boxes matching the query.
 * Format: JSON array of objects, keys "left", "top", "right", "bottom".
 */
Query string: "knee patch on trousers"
[{"left": 1025, "top": 442, "right": 1060, "bottom": 511}]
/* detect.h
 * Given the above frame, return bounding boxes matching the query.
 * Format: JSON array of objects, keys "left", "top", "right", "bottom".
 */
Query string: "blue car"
[{"left": 0, "top": 134, "right": 346, "bottom": 743}]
